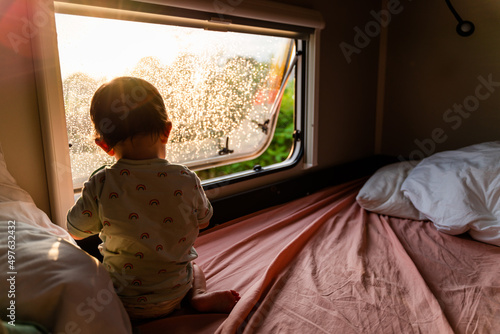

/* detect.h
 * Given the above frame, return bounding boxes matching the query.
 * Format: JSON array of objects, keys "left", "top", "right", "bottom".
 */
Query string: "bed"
[
  {"left": 1, "top": 142, "right": 500, "bottom": 333},
  {"left": 139, "top": 141, "right": 500, "bottom": 333}
]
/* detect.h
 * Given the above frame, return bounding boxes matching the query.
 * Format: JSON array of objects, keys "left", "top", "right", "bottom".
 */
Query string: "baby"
[{"left": 67, "top": 77, "right": 239, "bottom": 320}]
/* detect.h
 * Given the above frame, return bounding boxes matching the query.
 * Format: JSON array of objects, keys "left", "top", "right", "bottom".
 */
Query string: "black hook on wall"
[{"left": 445, "top": 0, "right": 475, "bottom": 37}]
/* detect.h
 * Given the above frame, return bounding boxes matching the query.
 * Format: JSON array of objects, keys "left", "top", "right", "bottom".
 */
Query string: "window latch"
[
  {"left": 293, "top": 130, "right": 302, "bottom": 142},
  {"left": 218, "top": 137, "right": 234, "bottom": 155}
]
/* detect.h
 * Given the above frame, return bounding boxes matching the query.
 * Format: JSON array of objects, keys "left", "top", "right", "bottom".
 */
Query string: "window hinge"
[
  {"left": 209, "top": 17, "right": 232, "bottom": 25},
  {"left": 218, "top": 137, "right": 234, "bottom": 155},
  {"left": 206, "top": 17, "right": 232, "bottom": 32}
]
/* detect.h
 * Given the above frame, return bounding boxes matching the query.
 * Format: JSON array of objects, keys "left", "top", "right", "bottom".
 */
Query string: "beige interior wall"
[
  {"left": 0, "top": 0, "right": 382, "bottom": 217},
  {"left": 381, "top": 0, "right": 500, "bottom": 158},
  {"left": 316, "top": 1, "right": 381, "bottom": 166},
  {"left": 0, "top": 0, "right": 51, "bottom": 215},
  {"left": 5, "top": 0, "right": 497, "bottom": 213}
]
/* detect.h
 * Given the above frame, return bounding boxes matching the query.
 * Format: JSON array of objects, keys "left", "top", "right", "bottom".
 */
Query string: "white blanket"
[
  {"left": 0, "top": 221, "right": 132, "bottom": 333},
  {"left": 0, "top": 142, "right": 131, "bottom": 332}
]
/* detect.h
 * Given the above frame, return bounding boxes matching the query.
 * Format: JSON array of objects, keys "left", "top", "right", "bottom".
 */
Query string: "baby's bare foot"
[{"left": 190, "top": 289, "right": 240, "bottom": 313}]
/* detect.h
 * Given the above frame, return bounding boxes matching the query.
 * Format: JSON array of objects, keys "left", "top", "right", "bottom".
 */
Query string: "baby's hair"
[{"left": 90, "top": 76, "right": 170, "bottom": 149}]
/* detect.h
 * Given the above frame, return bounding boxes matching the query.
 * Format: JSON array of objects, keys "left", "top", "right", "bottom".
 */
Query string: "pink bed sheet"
[{"left": 137, "top": 179, "right": 500, "bottom": 333}]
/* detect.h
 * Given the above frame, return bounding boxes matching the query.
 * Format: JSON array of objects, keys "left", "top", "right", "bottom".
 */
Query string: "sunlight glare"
[
  {"left": 48, "top": 240, "right": 61, "bottom": 261},
  {"left": 55, "top": 13, "right": 293, "bottom": 188}
]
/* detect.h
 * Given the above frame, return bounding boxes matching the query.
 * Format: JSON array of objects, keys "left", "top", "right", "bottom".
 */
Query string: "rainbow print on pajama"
[
  {"left": 135, "top": 252, "right": 144, "bottom": 259},
  {"left": 149, "top": 199, "right": 160, "bottom": 206},
  {"left": 82, "top": 210, "right": 92, "bottom": 217},
  {"left": 140, "top": 232, "right": 150, "bottom": 239},
  {"left": 119, "top": 169, "right": 130, "bottom": 176},
  {"left": 174, "top": 190, "right": 183, "bottom": 197},
  {"left": 163, "top": 217, "right": 173, "bottom": 224},
  {"left": 129, "top": 213, "right": 139, "bottom": 220},
  {"left": 136, "top": 184, "right": 146, "bottom": 191},
  {"left": 123, "top": 263, "right": 134, "bottom": 269},
  {"left": 109, "top": 192, "right": 119, "bottom": 199}
]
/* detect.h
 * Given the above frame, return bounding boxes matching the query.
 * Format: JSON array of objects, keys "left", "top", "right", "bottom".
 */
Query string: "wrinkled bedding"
[
  {"left": 0, "top": 221, "right": 132, "bottom": 333},
  {"left": 138, "top": 179, "right": 500, "bottom": 333},
  {"left": 0, "top": 142, "right": 132, "bottom": 333}
]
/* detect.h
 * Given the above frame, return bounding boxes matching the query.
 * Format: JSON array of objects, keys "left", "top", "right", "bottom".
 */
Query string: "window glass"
[
  {"left": 55, "top": 13, "right": 296, "bottom": 190},
  {"left": 197, "top": 74, "right": 295, "bottom": 180}
]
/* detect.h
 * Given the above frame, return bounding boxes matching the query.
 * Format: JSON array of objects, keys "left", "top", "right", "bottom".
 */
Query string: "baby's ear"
[
  {"left": 95, "top": 138, "right": 115, "bottom": 156},
  {"left": 161, "top": 121, "right": 173, "bottom": 144}
]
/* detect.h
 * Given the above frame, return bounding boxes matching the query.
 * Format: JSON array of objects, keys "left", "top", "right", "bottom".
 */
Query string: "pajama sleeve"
[
  {"left": 66, "top": 171, "right": 103, "bottom": 239},
  {"left": 193, "top": 173, "right": 213, "bottom": 227}
]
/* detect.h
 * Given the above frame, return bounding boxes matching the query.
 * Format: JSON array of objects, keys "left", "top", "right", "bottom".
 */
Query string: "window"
[
  {"left": 32, "top": 0, "right": 322, "bottom": 225},
  {"left": 55, "top": 12, "right": 299, "bottom": 190}
]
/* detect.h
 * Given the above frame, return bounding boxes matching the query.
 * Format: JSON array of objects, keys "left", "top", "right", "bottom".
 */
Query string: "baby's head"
[{"left": 90, "top": 76, "right": 171, "bottom": 153}]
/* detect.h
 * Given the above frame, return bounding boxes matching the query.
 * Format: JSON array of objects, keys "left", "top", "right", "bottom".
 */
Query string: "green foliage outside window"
[{"left": 196, "top": 78, "right": 295, "bottom": 180}]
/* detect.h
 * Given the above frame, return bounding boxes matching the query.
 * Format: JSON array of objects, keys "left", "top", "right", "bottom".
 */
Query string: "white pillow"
[
  {"left": 356, "top": 161, "right": 427, "bottom": 220},
  {"left": 0, "top": 143, "right": 32, "bottom": 203},
  {"left": 0, "top": 142, "right": 75, "bottom": 243},
  {"left": 0, "top": 143, "right": 17, "bottom": 185},
  {"left": 402, "top": 141, "right": 500, "bottom": 246}
]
